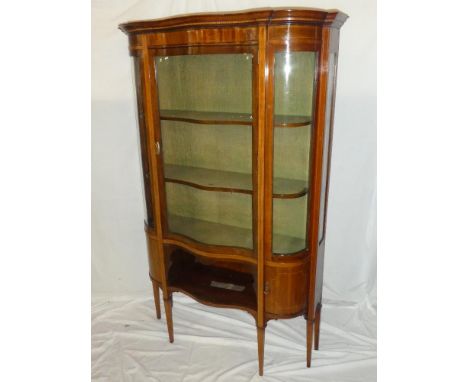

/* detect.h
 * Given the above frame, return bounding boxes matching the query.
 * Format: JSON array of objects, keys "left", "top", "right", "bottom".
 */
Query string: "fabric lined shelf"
[
  {"left": 168, "top": 214, "right": 305, "bottom": 255},
  {"left": 164, "top": 164, "right": 308, "bottom": 199},
  {"left": 160, "top": 109, "right": 312, "bottom": 128}
]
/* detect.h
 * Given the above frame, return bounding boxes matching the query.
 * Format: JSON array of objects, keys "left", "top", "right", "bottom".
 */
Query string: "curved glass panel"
[
  {"left": 133, "top": 57, "right": 154, "bottom": 227},
  {"left": 155, "top": 54, "right": 253, "bottom": 249},
  {"left": 272, "top": 51, "right": 316, "bottom": 255},
  {"left": 318, "top": 53, "right": 337, "bottom": 242}
]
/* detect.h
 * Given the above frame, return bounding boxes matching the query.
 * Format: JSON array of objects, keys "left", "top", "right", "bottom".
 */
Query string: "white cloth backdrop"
[{"left": 92, "top": 1, "right": 376, "bottom": 380}]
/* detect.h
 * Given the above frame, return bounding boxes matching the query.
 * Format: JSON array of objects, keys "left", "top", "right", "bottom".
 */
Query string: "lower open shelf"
[{"left": 167, "top": 250, "right": 257, "bottom": 315}]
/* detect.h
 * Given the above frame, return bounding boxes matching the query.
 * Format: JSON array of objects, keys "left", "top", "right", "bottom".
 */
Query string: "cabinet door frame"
[{"left": 146, "top": 44, "right": 262, "bottom": 262}]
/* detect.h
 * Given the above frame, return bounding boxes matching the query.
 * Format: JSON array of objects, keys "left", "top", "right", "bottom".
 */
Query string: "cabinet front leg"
[
  {"left": 163, "top": 294, "right": 174, "bottom": 343},
  {"left": 314, "top": 303, "right": 322, "bottom": 351},
  {"left": 257, "top": 326, "right": 265, "bottom": 376},
  {"left": 306, "top": 319, "right": 313, "bottom": 367},
  {"left": 151, "top": 280, "right": 161, "bottom": 319}
]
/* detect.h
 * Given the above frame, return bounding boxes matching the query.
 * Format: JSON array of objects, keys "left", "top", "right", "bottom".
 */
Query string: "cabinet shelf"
[
  {"left": 168, "top": 214, "right": 253, "bottom": 251},
  {"left": 160, "top": 109, "right": 252, "bottom": 125},
  {"left": 168, "top": 214, "right": 305, "bottom": 255},
  {"left": 164, "top": 164, "right": 308, "bottom": 199},
  {"left": 168, "top": 250, "right": 257, "bottom": 315},
  {"left": 274, "top": 114, "right": 313, "bottom": 128},
  {"left": 160, "top": 109, "right": 312, "bottom": 128}
]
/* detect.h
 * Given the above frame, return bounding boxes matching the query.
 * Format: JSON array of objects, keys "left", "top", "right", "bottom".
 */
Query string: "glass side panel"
[
  {"left": 272, "top": 52, "right": 316, "bottom": 255},
  {"left": 318, "top": 53, "right": 337, "bottom": 242},
  {"left": 133, "top": 57, "right": 153, "bottom": 227},
  {"left": 155, "top": 54, "right": 253, "bottom": 250}
]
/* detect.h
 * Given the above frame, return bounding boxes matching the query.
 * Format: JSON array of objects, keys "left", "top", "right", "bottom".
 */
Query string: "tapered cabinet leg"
[
  {"left": 151, "top": 280, "right": 161, "bottom": 319},
  {"left": 314, "top": 303, "right": 322, "bottom": 351},
  {"left": 163, "top": 294, "right": 174, "bottom": 343},
  {"left": 257, "top": 326, "right": 265, "bottom": 376},
  {"left": 306, "top": 319, "right": 313, "bottom": 367}
]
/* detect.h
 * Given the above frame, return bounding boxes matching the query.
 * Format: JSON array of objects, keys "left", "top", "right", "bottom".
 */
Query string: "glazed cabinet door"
[{"left": 151, "top": 48, "right": 258, "bottom": 259}]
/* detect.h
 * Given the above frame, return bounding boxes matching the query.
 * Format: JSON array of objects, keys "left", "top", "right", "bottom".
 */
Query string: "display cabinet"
[{"left": 120, "top": 8, "right": 347, "bottom": 375}]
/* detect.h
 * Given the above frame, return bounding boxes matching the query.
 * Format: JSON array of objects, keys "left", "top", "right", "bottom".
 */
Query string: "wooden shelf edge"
[
  {"left": 160, "top": 110, "right": 252, "bottom": 126},
  {"left": 274, "top": 119, "right": 313, "bottom": 128},
  {"left": 163, "top": 236, "right": 257, "bottom": 264},
  {"left": 273, "top": 189, "right": 308, "bottom": 199},
  {"left": 161, "top": 115, "right": 252, "bottom": 126},
  {"left": 159, "top": 110, "right": 312, "bottom": 128},
  {"left": 165, "top": 177, "right": 307, "bottom": 199},
  {"left": 165, "top": 177, "right": 252, "bottom": 196},
  {"left": 164, "top": 234, "right": 308, "bottom": 264},
  {"left": 164, "top": 164, "right": 308, "bottom": 199}
]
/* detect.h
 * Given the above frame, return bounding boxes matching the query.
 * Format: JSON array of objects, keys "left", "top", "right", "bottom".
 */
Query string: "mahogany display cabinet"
[{"left": 120, "top": 8, "right": 347, "bottom": 375}]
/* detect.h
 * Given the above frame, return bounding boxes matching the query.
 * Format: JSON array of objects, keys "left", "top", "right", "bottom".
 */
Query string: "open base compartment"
[{"left": 167, "top": 249, "right": 257, "bottom": 315}]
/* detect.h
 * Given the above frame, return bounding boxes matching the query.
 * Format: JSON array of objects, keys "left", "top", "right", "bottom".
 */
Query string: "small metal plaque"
[{"left": 210, "top": 280, "right": 245, "bottom": 292}]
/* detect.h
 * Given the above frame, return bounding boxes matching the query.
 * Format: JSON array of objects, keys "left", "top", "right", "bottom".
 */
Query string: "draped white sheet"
[{"left": 92, "top": 294, "right": 376, "bottom": 381}]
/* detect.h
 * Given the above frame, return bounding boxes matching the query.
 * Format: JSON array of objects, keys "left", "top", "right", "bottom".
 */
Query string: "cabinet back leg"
[
  {"left": 163, "top": 295, "right": 174, "bottom": 343},
  {"left": 257, "top": 326, "right": 265, "bottom": 376},
  {"left": 151, "top": 280, "right": 161, "bottom": 319},
  {"left": 306, "top": 319, "right": 313, "bottom": 367},
  {"left": 314, "top": 303, "right": 322, "bottom": 350}
]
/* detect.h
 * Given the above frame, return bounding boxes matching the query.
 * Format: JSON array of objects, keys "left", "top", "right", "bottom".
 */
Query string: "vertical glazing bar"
[
  {"left": 256, "top": 24, "right": 268, "bottom": 330},
  {"left": 263, "top": 34, "right": 274, "bottom": 262}
]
